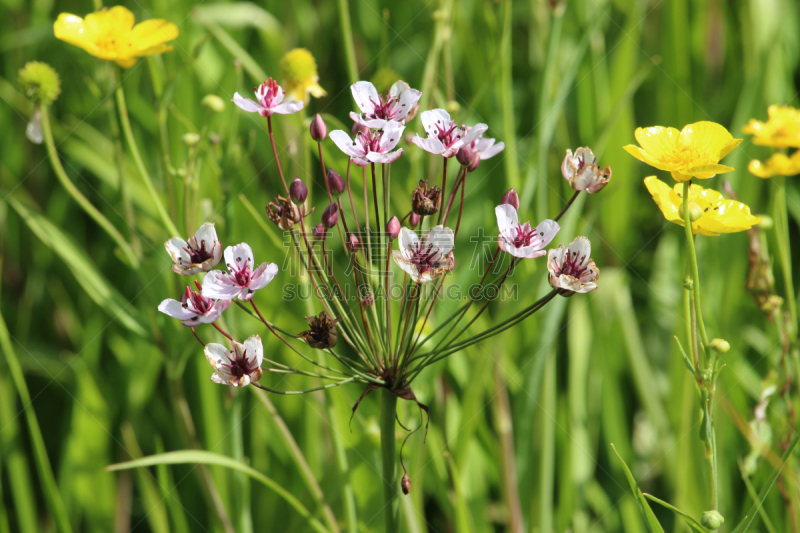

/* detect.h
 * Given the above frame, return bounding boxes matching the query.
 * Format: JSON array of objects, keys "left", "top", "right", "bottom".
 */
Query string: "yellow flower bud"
[{"left": 709, "top": 338, "right": 730, "bottom": 354}]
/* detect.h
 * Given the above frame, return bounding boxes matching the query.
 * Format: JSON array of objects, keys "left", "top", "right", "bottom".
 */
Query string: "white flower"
[
  {"left": 469, "top": 131, "right": 505, "bottom": 160},
  {"left": 495, "top": 204, "right": 559, "bottom": 259},
  {"left": 411, "top": 109, "right": 487, "bottom": 158},
  {"left": 165, "top": 222, "right": 223, "bottom": 275},
  {"left": 232, "top": 78, "right": 303, "bottom": 117},
  {"left": 158, "top": 283, "right": 231, "bottom": 326},
  {"left": 349, "top": 80, "right": 422, "bottom": 129},
  {"left": 561, "top": 147, "right": 611, "bottom": 194},
  {"left": 329, "top": 121, "right": 405, "bottom": 167},
  {"left": 204, "top": 335, "right": 264, "bottom": 387},
  {"left": 202, "top": 243, "right": 279, "bottom": 301},
  {"left": 392, "top": 225, "right": 455, "bottom": 282},
  {"left": 547, "top": 236, "right": 599, "bottom": 294}
]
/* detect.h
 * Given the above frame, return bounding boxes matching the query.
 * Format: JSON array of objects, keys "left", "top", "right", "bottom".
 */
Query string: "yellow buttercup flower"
[
  {"left": 624, "top": 121, "right": 742, "bottom": 182},
  {"left": 54, "top": 6, "right": 178, "bottom": 68},
  {"left": 748, "top": 151, "right": 800, "bottom": 179},
  {"left": 279, "top": 48, "right": 326, "bottom": 104},
  {"left": 742, "top": 105, "right": 800, "bottom": 148},
  {"left": 644, "top": 176, "right": 760, "bottom": 236}
]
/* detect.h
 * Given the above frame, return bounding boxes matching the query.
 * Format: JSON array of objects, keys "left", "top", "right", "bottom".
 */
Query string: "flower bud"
[
  {"left": 347, "top": 233, "right": 360, "bottom": 252},
  {"left": 456, "top": 145, "right": 475, "bottom": 166},
  {"left": 313, "top": 223, "right": 326, "bottom": 239},
  {"left": 183, "top": 133, "right": 201, "bottom": 147},
  {"left": 310, "top": 113, "right": 327, "bottom": 142},
  {"left": 361, "top": 293, "right": 374, "bottom": 307},
  {"left": 352, "top": 121, "right": 369, "bottom": 137},
  {"left": 386, "top": 216, "right": 401, "bottom": 240},
  {"left": 709, "top": 338, "right": 730, "bottom": 354},
  {"left": 201, "top": 94, "right": 226, "bottom": 113},
  {"left": 322, "top": 202, "right": 339, "bottom": 228},
  {"left": 683, "top": 276, "right": 693, "bottom": 290},
  {"left": 701, "top": 510, "right": 724, "bottom": 530},
  {"left": 500, "top": 189, "right": 520, "bottom": 210},
  {"left": 467, "top": 154, "right": 481, "bottom": 172},
  {"left": 758, "top": 215, "right": 774, "bottom": 230},
  {"left": 401, "top": 473, "right": 412, "bottom": 495},
  {"left": 290, "top": 178, "right": 308, "bottom": 204},
  {"left": 687, "top": 201, "right": 704, "bottom": 222},
  {"left": 327, "top": 169, "right": 346, "bottom": 196},
  {"left": 409, "top": 213, "right": 421, "bottom": 227}
]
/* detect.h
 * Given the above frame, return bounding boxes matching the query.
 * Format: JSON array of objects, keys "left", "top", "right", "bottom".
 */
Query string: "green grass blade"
[
  {"left": 106, "top": 450, "right": 331, "bottom": 533},
  {"left": 610, "top": 443, "right": 665, "bottom": 533},
  {"left": 643, "top": 494, "right": 706, "bottom": 533}
]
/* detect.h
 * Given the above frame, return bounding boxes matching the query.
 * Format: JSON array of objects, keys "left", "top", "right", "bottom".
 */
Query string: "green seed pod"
[
  {"left": 701, "top": 510, "right": 724, "bottom": 529},
  {"left": 19, "top": 61, "right": 61, "bottom": 105},
  {"left": 202, "top": 94, "right": 226, "bottom": 113},
  {"left": 182, "top": 133, "right": 201, "bottom": 147},
  {"left": 709, "top": 338, "right": 730, "bottom": 354},
  {"left": 687, "top": 201, "right": 704, "bottom": 222}
]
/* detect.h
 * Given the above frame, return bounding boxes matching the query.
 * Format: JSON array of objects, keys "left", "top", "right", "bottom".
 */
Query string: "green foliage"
[{"left": 2, "top": 0, "right": 800, "bottom": 531}]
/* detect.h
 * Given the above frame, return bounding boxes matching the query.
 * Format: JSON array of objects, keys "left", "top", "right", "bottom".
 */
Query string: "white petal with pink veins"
[
  {"left": 379, "top": 122, "right": 405, "bottom": 152},
  {"left": 566, "top": 236, "right": 592, "bottom": 269},
  {"left": 243, "top": 334, "right": 264, "bottom": 367},
  {"left": 196, "top": 299, "right": 231, "bottom": 324},
  {"left": 411, "top": 135, "right": 444, "bottom": 154},
  {"left": 351, "top": 81, "right": 379, "bottom": 114},
  {"left": 393, "top": 87, "right": 421, "bottom": 119},
  {"left": 532, "top": 220, "right": 560, "bottom": 249},
  {"left": 397, "top": 227, "right": 420, "bottom": 260},
  {"left": 201, "top": 271, "right": 242, "bottom": 300},
  {"left": 232, "top": 93, "right": 264, "bottom": 114},
  {"left": 158, "top": 299, "right": 196, "bottom": 321},
  {"left": 480, "top": 141, "right": 505, "bottom": 160},
  {"left": 204, "top": 343, "right": 230, "bottom": 371},
  {"left": 427, "top": 225, "right": 454, "bottom": 256},
  {"left": 461, "top": 123, "right": 488, "bottom": 146},
  {"left": 367, "top": 150, "right": 403, "bottom": 164},
  {"left": 273, "top": 100, "right": 304, "bottom": 115},
  {"left": 350, "top": 112, "right": 388, "bottom": 129},
  {"left": 211, "top": 372, "right": 232, "bottom": 385},
  {"left": 194, "top": 222, "right": 218, "bottom": 248},
  {"left": 419, "top": 109, "right": 451, "bottom": 136},
  {"left": 165, "top": 237, "right": 190, "bottom": 264},
  {"left": 495, "top": 204, "right": 519, "bottom": 240},
  {"left": 249, "top": 263, "right": 279, "bottom": 291},
  {"left": 330, "top": 130, "right": 365, "bottom": 159},
  {"left": 225, "top": 243, "right": 255, "bottom": 271}
]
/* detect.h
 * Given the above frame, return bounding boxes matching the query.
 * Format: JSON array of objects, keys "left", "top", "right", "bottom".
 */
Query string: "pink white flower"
[
  {"left": 329, "top": 121, "right": 405, "bottom": 167},
  {"left": 495, "top": 204, "right": 559, "bottom": 259},
  {"left": 468, "top": 131, "right": 505, "bottom": 160},
  {"left": 158, "top": 282, "right": 230, "bottom": 326},
  {"left": 392, "top": 225, "right": 455, "bottom": 283},
  {"left": 561, "top": 147, "right": 611, "bottom": 193},
  {"left": 547, "top": 236, "right": 599, "bottom": 294},
  {"left": 165, "top": 222, "right": 223, "bottom": 275},
  {"left": 205, "top": 335, "right": 264, "bottom": 387},
  {"left": 411, "top": 109, "right": 488, "bottom": 158},
  {"left": 232, "top": 78, "right": 303, "bottom": 117},
  {"left": 202, "top": 243, "right": 279, "bottom": 302},
  {"left": 350, "top": 80, "right": 422, "bottom": 129}
]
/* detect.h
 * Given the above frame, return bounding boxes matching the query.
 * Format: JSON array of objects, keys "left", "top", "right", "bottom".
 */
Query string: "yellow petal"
[
  {"left": 687, "top": 164, "right": 735, "bottom": 175},
  {"left": 644, "top": 176, "right": 683, "bottom": 225},
  {"left": 307, "top": 82, "right": 327, "bottom": 98},
  {"left": 719, "top": 137, "right": 743, "bottom": 159},
  {"left": 634, "top": 126, "right": 680, "bottom": 159},
  {"left": 115, "top": 56, "right": 138, "bottom": 68},
  {"left": 677, "top": 121, "right": 734, "bottom": 156},
  {"left": 54, "top": 13, "right": 100, "bottom": 55},
  {"left": 129, "top": 19, "right": 179, "bottom": 54},
  {"left": 698, "top": 200, "right": 760, "bottom": 234},
  {"left": 84, "top": 6, "right": 135, "bottom": 34},
  {"left": 670, "top": 171, "right": 693, "bottom": 182},
  {"left": 623, "top": 145, "right": 678, "bottom": 172}
]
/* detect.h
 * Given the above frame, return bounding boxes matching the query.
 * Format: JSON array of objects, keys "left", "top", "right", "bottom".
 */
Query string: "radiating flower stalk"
[{"left": 626, "top": 121, "right": 760, "bottom": 528}]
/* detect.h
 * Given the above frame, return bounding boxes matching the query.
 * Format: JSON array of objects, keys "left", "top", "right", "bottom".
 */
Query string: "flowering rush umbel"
[{"left": 157, "top": 69, "right": 608, "bottom": 526}]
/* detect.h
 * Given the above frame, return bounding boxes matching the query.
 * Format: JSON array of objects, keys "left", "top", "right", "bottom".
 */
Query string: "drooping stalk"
[{"left": 380, "top": 388, "right": 399, "bottom": 533}]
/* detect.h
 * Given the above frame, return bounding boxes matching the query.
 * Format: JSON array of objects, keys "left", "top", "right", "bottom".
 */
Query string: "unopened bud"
[
  {"left": 327, "top": 169, "right": 346, "bottom": 195},
  {"left": 322, "top": 202, "right": 339, "bottom": 228},
  {"left": 683, "top": 276, "right": 693, "bottom": 290},
  {"left": 182, "top": 133, "right": 201, "bottom": 147},
  {"left": 347, "top": 233, "right": 360, "bottom": 252},
  {"left": 409, "top": 213, "right": 421, "bottom": 227},
  {"left": 290, "top": 178, "right": 308, "bottom": 204},
  {"left": 352, "top": 121, "right": 369, "bottom": 137},
  {"left": 688, "top": 202, "right": 703, "bottom": 222},
  {"left": 310, "top": 113, "right": 327, "bottom": 142},
  {"left": 701, "top": 510, "right": 724, "bottom": 529},
  {"left": 500, "top": 189, "right": 520, "bottom": 210},
  {"left": 467, "top": 154, "right": 481, "bottom": 172},
  {"left": 456, "top": 145, "right": 475, "bottom": 166},
  {"left": 202, "top": 94, "right": 226, "bottom": 113},
  {"left": 313, "top": 223, "right": 326, "bottom": 239},
  {"left": 759, "top": 215, "right": 774, "bottom": 230},
  {"left": 361, "top": 293, "right": 374, "bottom": 307},
  {"left": 401, "top": 473, "right": 412, "bottom": 495},
  {"left": 386, "top": 216, "right": 401, "bottom": 240},
  {"left": 709, "top": 338, "right": 730, "bottom": 354}
]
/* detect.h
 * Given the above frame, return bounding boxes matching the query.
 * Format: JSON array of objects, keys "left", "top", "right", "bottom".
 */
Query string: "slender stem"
[
  {"left": 553, "top": 190, "right": 580, "bottom": 223},
  {"left": 438, "top": 157, "right": 447, "bottom": 225},
  {"left": 212, "top": 322, "right": 233, "bottom": 341},
  {"left": 774, "top": 176, "right": 798, "bottom": 339},
  {"left": 682, "top": 182, "right": 709, "bottom": 347},
  {"left": 40, "top": 104, "right": 140, "bottom": 268},
  {"left": 267, "top": 115, "right": 290, "bottom": 197},
  {"left": 115, "top": 84, "right": 180, "bottom": 236},
  {"left": 380, "top": 388, "right": 398, "bottom": 533},
  {"left": 191, "top": 326, "right": 206, "bottom": 346}
]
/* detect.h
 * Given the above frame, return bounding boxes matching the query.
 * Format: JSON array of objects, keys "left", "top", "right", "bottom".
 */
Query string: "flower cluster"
[{"left": 744, "top": 105, "right": 800, "bottom": 178}]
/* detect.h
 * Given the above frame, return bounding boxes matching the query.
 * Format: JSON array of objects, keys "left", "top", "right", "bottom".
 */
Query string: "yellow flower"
[
  {"left": 748, "top": 151, "right": 800, "bottom": 179},
  {"left": 279, "top": 48, "right": 326, "bottom": 104},
  {"left": 742, "top": 105, "right": 800, "bottom": 148},
  {"left": 644, "top": 176, "right": 760, "bottom": 236},
  {"left": 623, "top": 121, "right": 741, "bottom": 182},
  {"left": 54, "top": 6, "right": 178, "bottom": 68}
]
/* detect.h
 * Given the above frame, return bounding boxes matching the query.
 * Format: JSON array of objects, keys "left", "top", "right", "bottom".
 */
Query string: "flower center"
[
  {"left": 223, "top": 348, "right": 252, "bottom": 378},
  {"left": 356, "top": 129, "right": 385, "bottom": 154},
  {"left": 256, "top": 78, "right": 280, "bottom": 107},
  {"left": 430, "top": 120, "right": 464, "bottom": 148},
  {"left": 184, "top": 237, "right": 213, "bottom": 264},
  {"left": 227, "top": 256, "right": 253, "bottom": 287},
  {"left": 367, "top": 94, "right": 399, "bottom": 120},
  {"left": 409, "top": 243, "right": 440, "bottom": 274},
  {"left": 511, "top": 223, "right": 537, "bottom": 248},
  {"left": 186, "top": 290, "right": 211, "bottom": 315},
  {"left": 557, "top": 249, "right": 589, "bottom": 278}
]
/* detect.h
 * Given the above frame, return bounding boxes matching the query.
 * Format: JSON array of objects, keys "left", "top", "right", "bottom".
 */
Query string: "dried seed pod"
[
  {"left": 401, "top": 473, "right": 412, "bottom": 495},
  {"left": 297, "top": 312, "right": 341, "bottom": 349},
  {"left": 411, "top": 180, "right": 442, "bottom": 216}
]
